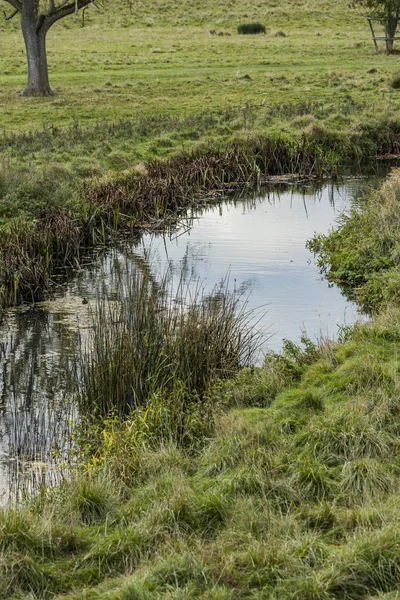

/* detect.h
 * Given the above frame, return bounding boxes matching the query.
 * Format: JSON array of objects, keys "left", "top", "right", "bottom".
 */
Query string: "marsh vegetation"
[{"left": 2, "top": 0, "right": 400, "bottom": 597}]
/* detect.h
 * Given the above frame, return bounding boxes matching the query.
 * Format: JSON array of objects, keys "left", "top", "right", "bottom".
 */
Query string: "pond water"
[
  {"left": 0, "top": 179, "right": 371, "bottom": 502},
  {"left": 140, "top": 182, "right": 363, "bottom": 351}
]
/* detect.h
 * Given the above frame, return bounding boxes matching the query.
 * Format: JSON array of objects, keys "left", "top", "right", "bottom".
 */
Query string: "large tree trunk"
[{"left": 20, "top": 11, "right": 53, "bottom": 96}]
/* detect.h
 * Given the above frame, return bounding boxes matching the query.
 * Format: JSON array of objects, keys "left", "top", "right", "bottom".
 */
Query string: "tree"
[
  {"left": 2, "top": 0, "right": 97, "bottom": 96},
  {"left": 350, "top": 0, "right": 400, "bottom": 53}
]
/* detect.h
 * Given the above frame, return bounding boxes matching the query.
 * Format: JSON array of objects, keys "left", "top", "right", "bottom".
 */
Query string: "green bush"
[
  {"left": 237, "top": 22, "right": 266, "bottom": 35},
  {"left": 391, "top": 73, "right": 400, "bottom": 89}
]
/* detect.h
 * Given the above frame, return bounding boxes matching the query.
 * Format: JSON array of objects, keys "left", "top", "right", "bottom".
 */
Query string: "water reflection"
[
  {"left": 0, "top": 180, "right": 371, "bottom": 502},
  {"left": 0, "top": 309, "right": 78, "bottom": 503},
  {"left": 139, "top": 181, "right": 364, "bottom": 348}
]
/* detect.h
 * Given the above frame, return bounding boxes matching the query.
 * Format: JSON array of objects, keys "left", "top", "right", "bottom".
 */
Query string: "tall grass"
[
  {"left": 4, "top": 299, "right": 400, "bottom": 597},
  {"left": 78, "top": 260, "right": 264, "bottom": 423}
]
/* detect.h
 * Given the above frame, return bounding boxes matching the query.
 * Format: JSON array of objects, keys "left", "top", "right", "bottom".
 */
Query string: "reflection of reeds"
[
  {"left": 78, "top": 265, "right": 264, "bottom": 419},
  {"left": 0, "top": 330, "right": 78, "bottom": 504},
  {"left": 87, "top": 136, "right": 323, "bottom": 230}
]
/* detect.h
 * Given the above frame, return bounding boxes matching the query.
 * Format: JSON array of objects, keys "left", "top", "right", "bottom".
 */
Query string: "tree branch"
[
  {"left": 3, "top": 7, "right": 19, "bottom": 20},
  {"left": 37, "top": 0, "right": 95, "bottom": 32},
  {"left": 2, "top": 0, "right": 22, "bottom": 13}
]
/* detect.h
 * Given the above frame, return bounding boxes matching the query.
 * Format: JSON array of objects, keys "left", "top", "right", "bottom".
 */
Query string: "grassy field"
[
  {"left": 2, "top": 0, "right": 400, "bottom": 310},
  {"left": 1, "top": 0, "right": 400, "bottom": 211},
  {"left": 1, "top": 0, "right": 397, "bottom": 131},
  {"left": 0, "top": 0, "right": 400, "bottom": 137}
]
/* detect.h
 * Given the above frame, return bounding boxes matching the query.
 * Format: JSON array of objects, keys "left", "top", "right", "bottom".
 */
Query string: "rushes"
[{"left": 78, "top": 263, "right": 263, "bottom": 424}]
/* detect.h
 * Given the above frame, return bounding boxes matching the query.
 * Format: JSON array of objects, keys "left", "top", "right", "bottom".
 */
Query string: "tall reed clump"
[{"left": 77, "top": 261, "right": 263, "bottom": 441}]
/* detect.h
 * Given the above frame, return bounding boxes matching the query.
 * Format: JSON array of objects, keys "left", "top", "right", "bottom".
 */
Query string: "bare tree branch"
[
  {"left": 38, "top": 0, "right": 95, "bottom": 32},
  {"left": 1, "top": 0, "right": 22, "bottom": 12},
  {"left": 3, "top": 7, "right": 19, "bottom": 20}
]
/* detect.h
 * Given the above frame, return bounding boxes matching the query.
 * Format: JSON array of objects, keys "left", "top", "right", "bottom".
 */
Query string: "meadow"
[{"left": 0, "top": 0, "right": 396, "bottom": 132}]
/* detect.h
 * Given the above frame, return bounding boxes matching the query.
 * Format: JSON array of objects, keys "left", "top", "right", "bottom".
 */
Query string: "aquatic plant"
[{"left": 78, "top": 260, "right": 264, "bottom": 425}]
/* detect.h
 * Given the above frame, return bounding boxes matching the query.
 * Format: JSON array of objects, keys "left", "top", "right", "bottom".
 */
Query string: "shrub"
[
  {"left": 391, "top": 73, "right": 400, "bottom": 89},
  {"left": 237, "top": 23, "right": 266, "bottom": 35}
]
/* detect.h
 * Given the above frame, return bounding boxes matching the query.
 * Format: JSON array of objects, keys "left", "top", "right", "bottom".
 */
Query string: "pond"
[{"left": 0, "top": 179, "right": 371, "bottom": 502}]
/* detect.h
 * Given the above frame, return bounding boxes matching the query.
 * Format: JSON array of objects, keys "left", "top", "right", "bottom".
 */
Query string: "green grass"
[
  {"left": 0, "top": 0, "right": 400, "bottom": 174},
  {"left": 308, "top": 169, "right": 400, "bottom": 312},
  {"left": 4, "top": 303, "right": 400, "bottom": 598},
  {"left": 0, "top": 0, "right": 398, "bottom": 132},
  {"left": 5, "top": 3, "right": 400, "bottom": 597}
]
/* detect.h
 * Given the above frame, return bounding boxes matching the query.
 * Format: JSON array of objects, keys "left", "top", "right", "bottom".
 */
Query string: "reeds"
[
  {"left": 78, "top": 261, "right": 264, "bottom": 422},
  {"left": 0, "top": 325, "right": 77, "bottom": 504},
  {"left": 0, "top": 130, "right": 332, "bottom": 312}
]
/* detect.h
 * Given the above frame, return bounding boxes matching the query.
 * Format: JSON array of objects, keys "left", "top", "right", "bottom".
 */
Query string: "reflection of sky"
[{"left": 139, "top": 184, "right": 363, "bottom": 352}]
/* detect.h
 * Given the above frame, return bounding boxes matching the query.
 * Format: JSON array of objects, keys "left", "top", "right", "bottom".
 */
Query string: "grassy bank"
[
  {"left": 308, "top": 168, "right": 400, "bottom": 313},
  {"left": 0, "top": 129, "right": 357, "bottom": 309},
  {"left": 4, "top": 303, "right": 400, "bottom": 598}
]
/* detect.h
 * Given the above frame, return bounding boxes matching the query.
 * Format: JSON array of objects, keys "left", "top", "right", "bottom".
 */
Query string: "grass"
[
  {"left": 4, "top": 300, "right": 400, "bottom": 598},
  {"left": 308, "top": 168, "right": 400, "bottom": 312},
  {"left": 5, "top": 2, "right": 400, "bottom": 598},
  {"left": 0, "top": 0, "right": 399, "bottom": 132}
]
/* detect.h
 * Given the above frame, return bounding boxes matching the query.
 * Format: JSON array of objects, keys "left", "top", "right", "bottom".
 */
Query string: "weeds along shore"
[{"left": 1, "top": 112, "right": 400, "bottom": 311}]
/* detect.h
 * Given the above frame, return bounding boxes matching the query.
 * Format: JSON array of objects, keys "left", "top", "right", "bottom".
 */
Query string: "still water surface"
[
  {"left": 0, "top": 180, "right": 368, "bottom": 502},
  {"left": 141, "top": 183, "right": 362, "bottom": 349}
]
